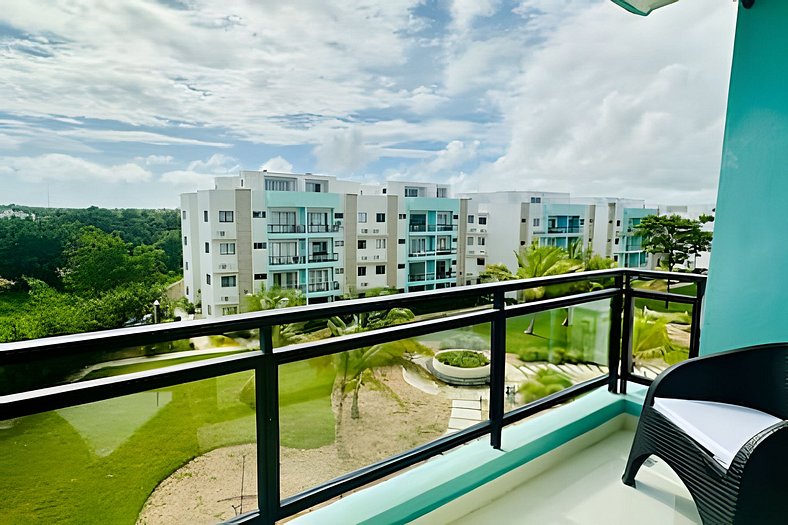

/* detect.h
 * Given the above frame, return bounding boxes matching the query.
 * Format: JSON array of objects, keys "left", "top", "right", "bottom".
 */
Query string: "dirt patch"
[{"left": 137, "top": 365, "right": 450, "bottom": 524}]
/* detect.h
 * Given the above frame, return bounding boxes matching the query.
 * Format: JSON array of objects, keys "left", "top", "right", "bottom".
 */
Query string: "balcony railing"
[
  {"left": 0, "top": 269, "right": 706, "bottom": 525},
  {"left": 307, "top": 281, "right": 340, "bottom": 293},
  {"left": 307, "top": 253, "right": 339, "bottom": 263},
  {"left": 408, "top": 224, "right": 457, "bottom": 232},
  {"left": 408, "top": 272, "right": 435, "bottom": 282},
  {"left": 436, "top": 272, "right": 455, "bottom": 280},
  {"left": 269, "top": 255, "right": 306, "bottom": 265},
  {"left": 267, "top": 224, "right": 305, "bottom": 234},
  {"left": 306, "top": 224, "right": 341, "bottom": 233},
  {"left": 547, "top": 226, "right": 581, "bottom": 234},
  {"left": 408, "top": 250, "right": 436, "bottom": 257}
]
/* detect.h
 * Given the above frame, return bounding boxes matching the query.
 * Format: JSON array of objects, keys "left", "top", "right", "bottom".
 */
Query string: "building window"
[
  {"left": 533, "top": 218, "right": 540, "bottom": 227},
  {"left": 182, "top": 210, "right": 186, "bottom": 219},
  {"left": 467, "top": 236, "right": 474, "bottom": 246},
  {"left": 478, "top": 217, "right": 487, "bottom": 225},
  {"left": 376, "top": 265, "right": 385, "bottom": 275},
  {"left": 477, "top": 258, "right": 485, "bottom": 266},
  {"left": 530, "top": 197, "right": 541, "bottom": 204},
  {"left": 207, "top": 305, "right": 211, "bottom": 315},
  {"left": 254, "top": 273, "right": 266, "bottom": 280},
  {"left": 615, "top": 238, "right": 620, "bottom": 245},
  {"left": 336, "top": 268, "right": 344, "bottom": 274},
  {"left": 616, "top": 220, "right": 621, "bottom": 226},
  {"left": 399, "top": 214, "right": 406, "bottom": 219},
  {"left": 376, "top": 238, "right": 386, "bottom": 249},
  {"left": 478, "top": 237, "right": 486, "bottom": 246},
  {"left": 203, "top": 210, "right": 208, "bottom": 222},
  {"left": 204, "top": 242, "right": 210, "bottom": 253},
  {"left": 186, "top": 286, "right": 189, "bottom": 295},
  {"left": 405, "top": 187, "right": 419, "bottom": 197},
  {"left": 376, "top": 213, "right": 385, "bottom": 222},
  {"left": 254, "top": 242, "right": 264, "bottom": 249},
  {"left": 206, "top": 274, "right": 211, "bottom": 285},
  {"left": 358, "top": 267, "right": 366, "bottom": 276},
  {"left": 265, "top": 177, "right": 295, "bottom": 191},
  {"left": 397, "top": 263, "right": 405, "bottom": 269},
  {"left": 335, "top": 240, "right": 344, "bottom": 247},
  {"left": 253, "top": 211, "right": 265, "bottom": 218},
  {"left": 334, "top": 212, "right": 344, "bottom": 219},
  {"left": 398, "top": 239, "right": 405, "bottom": 244},
  {"left": 185, "top": 261, "right": 189, "bottom": 270},
  {"left": 222, "top": 306, "right": 238, "bottom": 316},
  {"left": 306, "top": 181, "right": 322, "bottom": 192},
  {"left": 613, "top": 255, "right": 619, "bottom": 262},
  {"left": 219, "top": 211, "right": 234, "bottom": 223},
  {"left": 358, "top": 240, "right": 367, "bottom": 249},
  {"left": 358, "top": 212, "right": 367, "bottom": 223},
  {"left": 437, "top": 187, "right": 448, "bottom": 198},
  {"left": 183, "top": 236, "right": 188, "bottom": 246},
  {"left": 220, "top": 243, "right": 236, "bottom": 255},
  {"left": 221, "top": 275, "right": 237, "bottom": 287}
]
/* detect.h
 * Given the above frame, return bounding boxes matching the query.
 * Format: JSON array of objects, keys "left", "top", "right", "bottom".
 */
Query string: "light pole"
[{"left": 153, "top": 300, "right": 160, "bottom": 324}]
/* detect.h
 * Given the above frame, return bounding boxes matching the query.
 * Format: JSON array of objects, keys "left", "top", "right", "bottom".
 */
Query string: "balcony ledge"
[{"left": 291, "top": 385, "right": 648, "bottom": 525}]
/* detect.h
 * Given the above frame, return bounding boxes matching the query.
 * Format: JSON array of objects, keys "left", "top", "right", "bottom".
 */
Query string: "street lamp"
[{"left": 153, "top": 300, "right": 160, "bottom": 324}]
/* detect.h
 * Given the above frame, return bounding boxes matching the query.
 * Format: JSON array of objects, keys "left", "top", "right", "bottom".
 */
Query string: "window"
[
  {"left": 405, "top": 187, "right": 419, "bottom": 197},
  {"left": 533, "top": 218, "right": 540, "bottom": 227},
  {"left": 358, "top": 240, "right": 367, "bottom": 249},
  {"left": 530, "top": 197, "right": 542, "bottom": 204},
  {"left": 478, "top": 237, "right": 486, "bottom": 246},
  {"left": 219, "top": 210, "right": 234, "bottom": 222},
  {"left": 186, "top": 286, "right": 189, "bottom": 295},
  {"left": 467, "top": 236, "right": 474, "bottom": 246},
  {"left": 376, "top": 265, "right": 385, "bottom": 275},
  {"left": 206, "top": 274, "right": 211, "bottom": 285},
  {"left": 613, "top": 255, "right": 619, "bottom": 262},
  {"left": 220, "top": 242, "right": 236, "bottom": 255},
  {"left": 265, "top": 177, "right": 295, "bottom": 191},
  {"left": 222, "top": 306, "right": 238, "bottom": 316},
  {"left": 221, "top": 275, "right": 237, "bottom": 287},
  {"left": 253, "top": 211, "right": 265, "bottom": 218},
  {"left": 616, "top": 220, "right": 621, "bottom": 226},
  {"left": 183, "top": 236, "right": 188, "bottom": 246},
  {"left": 182, "top": 210, "right": 186, "bottom": 219},
  {"left": 185, "top": 261, "right": 189, "bottom": 270},
  {"left": 270, "top": 210, "right": 296, "bottom": 228},
  {"left": 376, "top": 213, "right": 385, "bottom": 222},
  {"left": 254, "top": 273, "right": 267, "bottom": 280},
  {"left": 477, "top": 258, "right": 485, "bottom": 266},
  {"left": 398, "top": 213, "right": 406, "bottom": 219},
  {"left": 306, "top": 181, "right": 322, "bottom": 192},
  {"left": 398, "top": 239, "right": 405, "bottom": 244},
  {"left": 468, "top": 215, "right": 474, "bottom": 223},
  {"left": 335, "top": 240, "right": 344, "bottom": 247},
  {"left": 203, "top": 210, "right": 208, "bottom": 222},
  {"left": 615, "top": 238, "right": 620, "bottom": 245},
  {"left": 207, "top": 305, "right": 211, "bottom": 315},
  {"left": 336, "top": 268, "right": 344, "bottom": 274},
  {"left": 204, "top": 242, "right": 210, "bottom": 253},
  {"left": 376, "top": 238, "right": 386, "bottom": 249},
  {"left": 478, "top": 217, "right": 487, "bottom": 225},
  {"left": 358, "top": 266, "right": 366, "bottom": 276},
  {"left": 334, "top": 212, "right": 344, "bottom": 219},
  {"left": 397, "top": 263, "right": 405, "bottom": 269},
  {"left": 437, "top": 187, "right": 447, "bottom": 198},
  {"left": 358, "top": 212, "right": 367, "bottom": 223},
  {"left": 254, "top": 242, "right": 265, "bottom": 249}
]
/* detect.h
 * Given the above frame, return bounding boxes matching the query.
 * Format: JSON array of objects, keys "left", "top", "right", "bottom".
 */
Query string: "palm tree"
[
  {"left": 243, "top": 285, "right": 323, "bottom": 346},
  {"left": 514, "top": 243, "right": 582, "bottom": 300}
]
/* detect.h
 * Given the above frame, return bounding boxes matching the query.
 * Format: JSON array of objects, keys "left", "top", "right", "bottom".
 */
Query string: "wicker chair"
[{"left": 622, "top": 343, "right": 788, "bottom": 524}]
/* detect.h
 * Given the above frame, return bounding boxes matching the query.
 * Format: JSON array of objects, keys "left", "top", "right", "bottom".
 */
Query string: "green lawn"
[{"left": 0, "top": 350, "right": 337, "bottom": 524}]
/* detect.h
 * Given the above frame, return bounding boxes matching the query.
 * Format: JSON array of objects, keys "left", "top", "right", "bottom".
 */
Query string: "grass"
[{"left": 0, "top": 348, "right": 337, "bottom": 524}]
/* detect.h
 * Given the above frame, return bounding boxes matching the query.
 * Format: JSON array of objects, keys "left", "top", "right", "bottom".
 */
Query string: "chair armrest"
[{"left": 644, "top": 343, "right": 788, "bottom": 419}]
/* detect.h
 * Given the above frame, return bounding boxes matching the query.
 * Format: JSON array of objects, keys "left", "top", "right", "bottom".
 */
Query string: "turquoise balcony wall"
[{"left": 702, "top": 2, "right": 788, "bottom": 354}]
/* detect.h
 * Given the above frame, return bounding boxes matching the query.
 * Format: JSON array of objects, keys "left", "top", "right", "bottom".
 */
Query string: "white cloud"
[
  {"left": 313, "top": 128, "right": 379, "bottom": 173},
  {"left": 137, "top": 154, "right": 174, "bottom": 165},
  {"left": 450, "top": 0, "right": 500, "bottom": 34},
  {"left": 160, "top": 153, "right": 240, "bottom": 188},
  {"left": 0, "top": 154, "right": 152, "bottom": 183},
  {"left": 62, "top": 129, "right": 232, "bottom": 148},
  {"left": 259, "top": 156, "right": 294, "bottom": 173}
]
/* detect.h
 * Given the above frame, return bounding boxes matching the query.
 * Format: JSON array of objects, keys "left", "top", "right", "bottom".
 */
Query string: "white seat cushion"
[{"left": 653, "top": 398, "right": 782, "bottom": 470}]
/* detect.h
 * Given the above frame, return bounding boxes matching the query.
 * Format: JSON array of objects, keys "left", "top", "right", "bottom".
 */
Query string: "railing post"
[
  {"left": 688, "top": 278, "right": 706, "bottom": 359},
  {"left": 489, "top": 289, "right": 506, "bottom": 450},
  {"left": 619, "top": 274, "right": 634, "bottom": 394},
  {"left": 256, "top": 326, "right": 279, "bottom": 525},
  {"left": 607, "top": 275, "right": 624, "bottom": 393}
]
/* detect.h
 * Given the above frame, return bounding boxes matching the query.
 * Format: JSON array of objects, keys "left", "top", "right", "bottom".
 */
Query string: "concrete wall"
[{"left": 701, "top": 2, "right": 788, "bottom": 354}]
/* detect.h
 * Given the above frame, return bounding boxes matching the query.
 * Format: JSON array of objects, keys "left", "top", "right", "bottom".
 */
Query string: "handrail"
[{"left": 0, "top": 268, "right": 707, "bottom": 525}]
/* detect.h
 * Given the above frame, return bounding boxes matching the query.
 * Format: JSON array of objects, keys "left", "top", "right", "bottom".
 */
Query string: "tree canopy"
[{"left": 634, "top": 214, "right": 713, "bottom": 272}]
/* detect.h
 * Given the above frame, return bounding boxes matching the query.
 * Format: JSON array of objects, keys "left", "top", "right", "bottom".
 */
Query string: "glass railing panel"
[
  {"left": 630, "top": 278, "right": 697, "bottom": 379},
  {"left": 0, "top": 329, "right": 259, "bottom": 396},
  {"left": 0, "top": 371, "right": 259, "bottom": 524},
  {"left": 503, "top": 299, "right": 611, "bottom": 413},
  {"left": 279, "top": 323, "right": 491, "bottom": 500}
]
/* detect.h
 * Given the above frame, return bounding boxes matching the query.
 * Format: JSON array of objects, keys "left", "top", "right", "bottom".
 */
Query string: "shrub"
[
  {"left": 519, "top": 368, "right": 572, "bottom": 403},
  {"left": 437, "top": 350, "right": 490, "bottom": 368}
]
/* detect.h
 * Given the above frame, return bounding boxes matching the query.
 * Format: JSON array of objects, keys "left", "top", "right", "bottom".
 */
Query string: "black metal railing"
[
  {"left": 306, "top": 224, "right": 341, "bottom": 233},
  {"left": 267, "top": 224, "right": 305, "bottom": 234},
  {"left": 269, "top": 255, "right": 306, "bottom": 265},
  {"left": 547, "top": 226, "right": 581, "bottom": 234},
  {"left": 408, "top": 224, "right": 457, "bottom": 232},
  {"left": 407, "top": 272, "right": 435, "bottom": 282},
  {"left": 307, "top": 281, "right": 340, "bottom": 293},
  {"left": 0, "top": 268, "right": 706, "bottom": 525},
  {"left": 307, "top": 253, "right": 339, "bottom": 263}
]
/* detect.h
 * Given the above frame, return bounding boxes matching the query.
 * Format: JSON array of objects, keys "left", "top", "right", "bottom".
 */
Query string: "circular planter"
[{"left": 430, "top": 349, "right": 491, "bottom": 386}]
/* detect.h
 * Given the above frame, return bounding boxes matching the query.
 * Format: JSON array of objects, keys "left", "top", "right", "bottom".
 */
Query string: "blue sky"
[{"left": 0, "top": 0, "right": 736, "bottom": 208}]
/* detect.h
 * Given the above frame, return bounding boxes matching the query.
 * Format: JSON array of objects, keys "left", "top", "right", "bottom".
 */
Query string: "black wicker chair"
[{"left": 622, "top": 343, "right": 788, "bottom": 524}]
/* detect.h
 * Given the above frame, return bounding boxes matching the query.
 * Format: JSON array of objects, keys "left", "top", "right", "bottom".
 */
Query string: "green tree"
[
  {"left": 243, "top": 285, "right": 313, "bottom": 345},
  {"left": 478, "top": 263, "right": 516, "bottom": 283},
  {"left": 514, "top": 243, "right": 582, "bottom": 300},
  {"left": 634, "top": 215, "right": 713, "bottom": 272}
]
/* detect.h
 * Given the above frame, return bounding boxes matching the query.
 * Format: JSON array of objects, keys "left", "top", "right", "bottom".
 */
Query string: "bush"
[
  {"left": 437, "top": 350, "right": 490, "bottom": 368},
  {"left": 519, "top": 368, "right": 572, "bottom": 403}
]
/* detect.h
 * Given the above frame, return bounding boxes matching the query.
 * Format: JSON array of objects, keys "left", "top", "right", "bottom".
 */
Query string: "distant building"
[{"left": 0, "top": 209, "right": 34, "bottom": 220}]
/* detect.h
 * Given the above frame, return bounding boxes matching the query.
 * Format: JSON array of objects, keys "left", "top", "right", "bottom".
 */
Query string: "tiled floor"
[{"left": 421, "top": 429, "right": 701, "bottom": 524}]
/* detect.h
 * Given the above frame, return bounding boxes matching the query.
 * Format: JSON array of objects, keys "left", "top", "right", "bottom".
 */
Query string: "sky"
[{"left": 0, "top": 0, "right": 737, "bottom": 209}]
